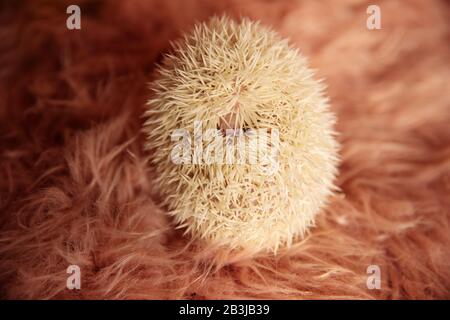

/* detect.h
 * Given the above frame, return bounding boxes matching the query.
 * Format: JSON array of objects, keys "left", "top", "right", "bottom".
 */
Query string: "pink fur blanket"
[{"left": 0, "top": 0, "right": 449, "bottom": 299}]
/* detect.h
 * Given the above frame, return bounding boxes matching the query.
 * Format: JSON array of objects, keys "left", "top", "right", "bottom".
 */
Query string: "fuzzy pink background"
[{"left": 0, "top": 0, "right": 449, "bottom": 299}]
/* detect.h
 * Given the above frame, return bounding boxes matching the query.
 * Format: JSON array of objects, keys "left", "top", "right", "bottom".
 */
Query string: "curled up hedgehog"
[{"left": 143, "top": 16, "right": 339, "bottom": 253}]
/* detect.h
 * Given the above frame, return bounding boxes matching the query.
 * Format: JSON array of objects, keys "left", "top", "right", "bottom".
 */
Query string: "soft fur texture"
[{"left": 0, "top": 0, "right": 449, "bottom": 299}]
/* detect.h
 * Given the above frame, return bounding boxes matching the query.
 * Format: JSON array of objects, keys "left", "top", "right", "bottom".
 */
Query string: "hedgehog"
[{"left": 143, "top": 16, "right": 339, "bottom": 253}]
